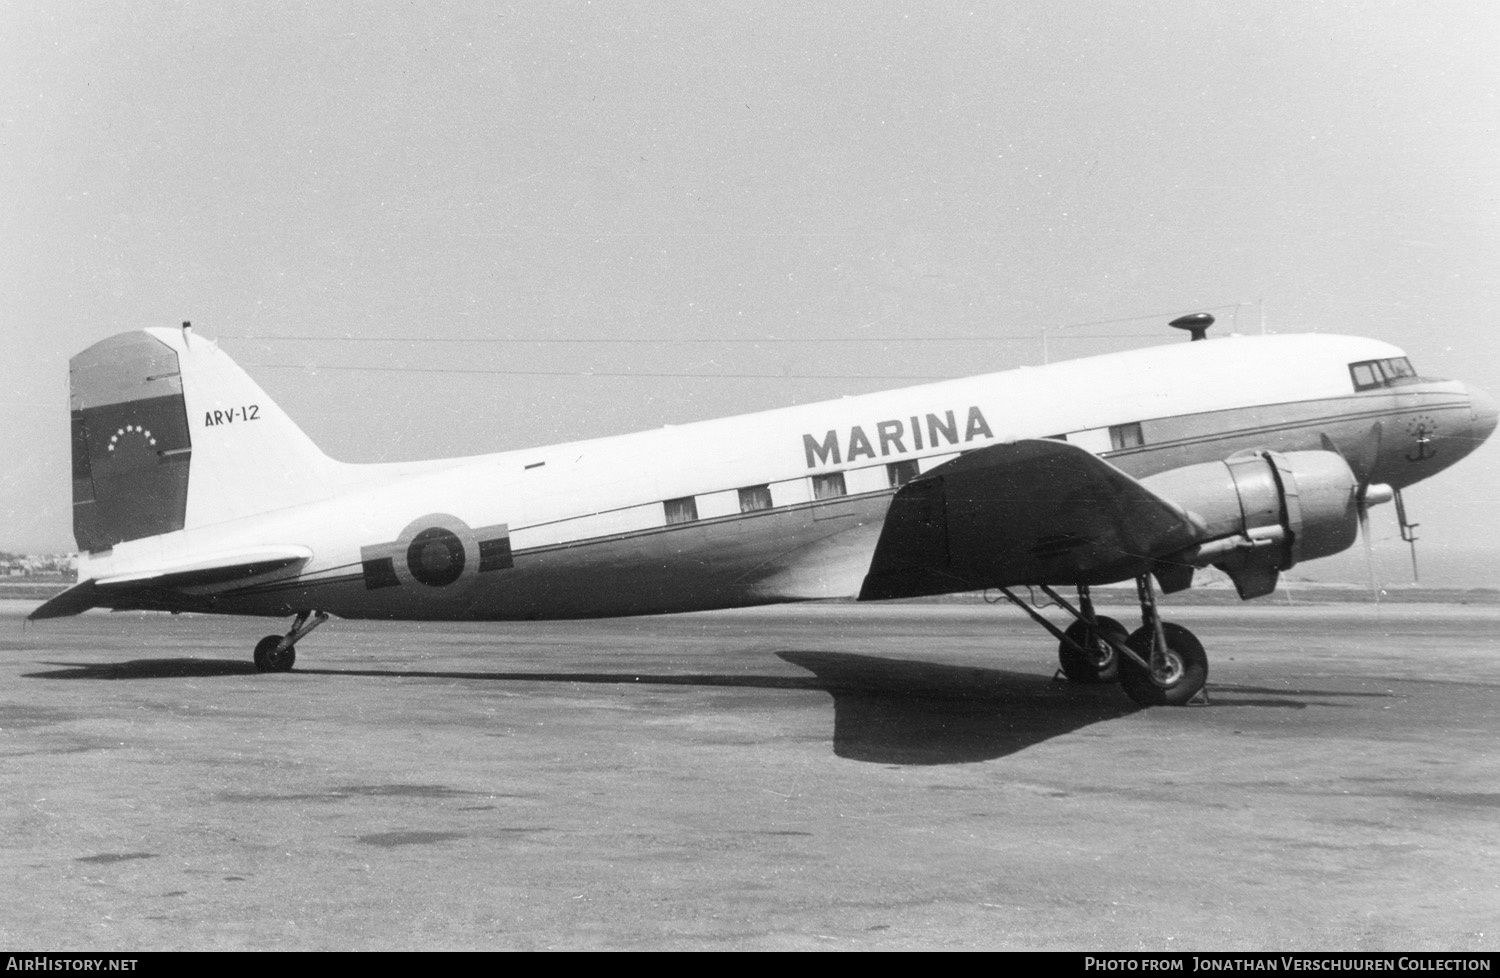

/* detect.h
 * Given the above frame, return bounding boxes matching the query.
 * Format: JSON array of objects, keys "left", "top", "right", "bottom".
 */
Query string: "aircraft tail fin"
[{"left": 70, "top": 326, "right": 340, "bottom": 553}]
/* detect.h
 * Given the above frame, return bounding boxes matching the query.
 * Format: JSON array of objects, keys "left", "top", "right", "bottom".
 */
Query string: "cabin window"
[
  {"left": 1109, "top": 422, "right": 1144, "bottom": 451},
  {"left": 663, "top": 496, "right": 698, "bottom": 524},
  {"left": 812, "top": 472, "right": 846, "bottom": 500},
  {"left": 738, "top": 485, "right": 772, "bottom": 513},
  {"left": 887, "top": 459, "right": 921, "bottom": 487}
]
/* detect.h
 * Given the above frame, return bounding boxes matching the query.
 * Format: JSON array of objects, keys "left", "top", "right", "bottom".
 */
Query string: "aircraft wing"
[
  {"left": 859, "top": 439, "right": 1205, "bottom": 600},
  {"left": 28, "top": 546, "right": 312, "bottom": 620}
]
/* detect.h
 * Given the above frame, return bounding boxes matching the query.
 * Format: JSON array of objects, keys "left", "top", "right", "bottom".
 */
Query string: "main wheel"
[
  {"left": 1118, "top": 621, "right": 1207, "bottom": 706},
  {"left": 253, "top": 634, "right": 296, "bottom": 673},
  {"left": 1058, "top": 616, "right": 1127, "bottom": 684}
]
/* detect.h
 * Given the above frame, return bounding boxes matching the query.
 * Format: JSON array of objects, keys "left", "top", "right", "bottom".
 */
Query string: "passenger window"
[
  {"left": 663, "top": 496, "right": 698, "bottom": 524},
  {"left": 887, "top": 459, "right": 921, "bottom": 487},
  {"left": 1109, "top": 422, "right": 1144, "bottom": 450},
  {"left": 737, "top": 485, "right": 772, "bottom": 513},
  {"left": 812, "top": 473, "right": 847, "bottom": 500}
]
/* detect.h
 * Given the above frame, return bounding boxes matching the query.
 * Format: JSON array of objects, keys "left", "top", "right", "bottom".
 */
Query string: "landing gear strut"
[
  {"left": 994, "top": 577, "right": 1209, "bottom": 706},
  {"left": 1116, "top": 576, "right": 1208, "bottom": 707},
  {"left": 1057, "top": 586, "right": 1127, "bottom": 684},
  {"left": 253, "top": 610, "right": 328, "bottom": 673},
  {"left": 993, "top": 583, "right": 1126, "bottom": 685}
]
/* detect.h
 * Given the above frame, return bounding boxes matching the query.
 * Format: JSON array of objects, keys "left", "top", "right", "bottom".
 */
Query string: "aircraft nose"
[{"left": 1469, "top": 383, "right": 1499, "bottom": 447}]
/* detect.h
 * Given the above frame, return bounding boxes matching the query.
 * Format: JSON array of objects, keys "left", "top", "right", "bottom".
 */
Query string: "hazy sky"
[{"left": 4, "top": 2, "right": 1498, "bottom": 585}]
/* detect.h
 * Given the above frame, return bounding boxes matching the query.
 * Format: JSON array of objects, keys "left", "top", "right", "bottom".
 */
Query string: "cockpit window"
[
  {"left": 1351, "top": 362, "right": 1381, "bottom": 390},
  {"left": 1349, "top": 357, "right": 1418, "bottom": 392},
  {"left": 1384, "top": 357, "right": 1416, "bottom": 379}
]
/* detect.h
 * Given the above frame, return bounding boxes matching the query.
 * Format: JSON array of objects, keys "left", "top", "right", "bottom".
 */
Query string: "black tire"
[
  {"left": 1058, "top": 615, "right": 1127, "bottom": 684},
  {"left": 253, "top": 634, "right": 295, "bottom": 673},
  {"left": 1118, "top": 622, "right": 1207, "bottom": 706}
]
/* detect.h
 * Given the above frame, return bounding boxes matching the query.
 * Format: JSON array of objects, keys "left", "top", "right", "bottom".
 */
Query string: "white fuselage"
[{"left": 77, "top": 331, "right": 1486, "bottom": 620}]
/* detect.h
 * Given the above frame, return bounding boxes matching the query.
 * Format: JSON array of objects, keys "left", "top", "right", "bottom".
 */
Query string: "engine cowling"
[{"left": 1141, "top": 450, "right": 1361, "bottom": 598}]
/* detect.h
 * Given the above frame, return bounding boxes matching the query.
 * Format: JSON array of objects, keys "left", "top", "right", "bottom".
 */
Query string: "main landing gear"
[
  {"left": 1056, "top": 586, "right": 1126, "bottom": 685},
  {"left": 994, "top": 577, "right": 1208, "bottom": 707},
  {"left": 253, "top": 609, "right": 329, "bottom": 673},
  {"left": 1115, "top": 576, "right": 1208, "bottom": 707}
]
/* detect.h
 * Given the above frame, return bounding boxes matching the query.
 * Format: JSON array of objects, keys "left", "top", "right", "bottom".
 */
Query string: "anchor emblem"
[{"left": 1405, "top": 415, "right": 1437, "bottom": 462}]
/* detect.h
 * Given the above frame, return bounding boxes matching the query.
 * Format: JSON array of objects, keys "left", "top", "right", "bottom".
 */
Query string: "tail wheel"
[
  {"left": 253, "top": 635, "right": 296, "bottom": 673},
  {"left": 1058, "top": 616, "right": 1127, "bottom": 684},
  {"left": 1119, "top": 622, "right": 1207, "bottom": 706}
]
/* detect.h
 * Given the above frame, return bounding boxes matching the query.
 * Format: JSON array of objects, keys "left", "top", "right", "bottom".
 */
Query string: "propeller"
[
  {"left": 1320, "top": 426, "right": 1392, "bottom": 602},
  {"left": 1322, "top": 422, "right": 1383, "bottom": 485},
  {"left": 1358, "top": 482, "right": 1395, "bottom": 606}
]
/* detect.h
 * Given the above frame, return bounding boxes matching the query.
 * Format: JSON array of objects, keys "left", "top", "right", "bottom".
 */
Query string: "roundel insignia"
[
  {"left": 407, "top": 527, "right": 465, "bottom": 586},
  {"left": 360, "top": 514, "right": 513, "bottom": 591}
]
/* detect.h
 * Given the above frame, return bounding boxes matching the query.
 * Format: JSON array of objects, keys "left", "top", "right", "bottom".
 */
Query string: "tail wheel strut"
[{"left": 253, "top": 610, "right": 328, "bottom": 673}]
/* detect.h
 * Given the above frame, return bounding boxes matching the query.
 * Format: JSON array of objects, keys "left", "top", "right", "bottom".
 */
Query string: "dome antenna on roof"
[{"left": 1169, "top": 312, "right": 1214, "bottom": 342}]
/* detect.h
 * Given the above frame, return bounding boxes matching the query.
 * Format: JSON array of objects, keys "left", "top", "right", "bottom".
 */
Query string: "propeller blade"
[
  {"left": 1320, "top": 422, "right": 1383, "bottom": 484},
  {"left": 1355, "top": 484, "right": 1393, "bottom": 606},
  {"left": 1358, "top": 497, "right": 1379, "bottom": 608}
]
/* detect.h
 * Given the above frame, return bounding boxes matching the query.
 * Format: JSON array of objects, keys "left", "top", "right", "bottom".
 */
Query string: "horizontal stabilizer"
[
  {"left": 27, "top": 546, "right": 312, "bottom": 620},
  {"left": 27, "top": 580, "right": 110, "bottom": 620},
  {"left": 94, "top": 546, "right": 312, "bottom": 588},
  {"left": 860, "top": 439, "right": 1204, "bottom": 600}
]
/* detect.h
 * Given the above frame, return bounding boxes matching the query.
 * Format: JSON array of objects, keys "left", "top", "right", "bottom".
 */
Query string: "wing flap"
[{"left": 860, "top": 439, "right": 1204, "bottom": 600}]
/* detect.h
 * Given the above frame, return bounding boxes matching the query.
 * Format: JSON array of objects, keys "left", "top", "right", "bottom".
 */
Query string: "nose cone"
[{"left": 1470, "top": 383, "right": 1499, "bottom": 448}]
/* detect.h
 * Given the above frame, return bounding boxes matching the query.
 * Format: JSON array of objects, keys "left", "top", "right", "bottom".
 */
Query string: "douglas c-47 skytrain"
[{"left": 33, "top": 315, "right": 1498, "bottom": 706}]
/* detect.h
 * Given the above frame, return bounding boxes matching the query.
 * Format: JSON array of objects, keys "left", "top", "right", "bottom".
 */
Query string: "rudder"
[
  {"left": 71, "top": 332, "right": 194, "bottom": 551},
  {"left": 69, "top": 326, "right": 340, "bottom": 553}
]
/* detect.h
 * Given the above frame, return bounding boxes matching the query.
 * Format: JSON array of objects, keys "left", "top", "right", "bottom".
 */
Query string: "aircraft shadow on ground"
[
  {"left": 26, "top": 650, "right": 1140, "bottom": 764},
  {"left": 776, "top": 650, "right": 1139, "bottom": 764},
  {"left": 27, "top": 658, "right": 259, "bottom": 679},
  {"left": 1198, "top": 683, "right": 1396, "bottom": 709}
]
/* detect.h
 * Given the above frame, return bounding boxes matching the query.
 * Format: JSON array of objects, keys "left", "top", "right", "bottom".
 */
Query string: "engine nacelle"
[{"left": 1142, "top": 450, "right": 1361, "bottom": 599}]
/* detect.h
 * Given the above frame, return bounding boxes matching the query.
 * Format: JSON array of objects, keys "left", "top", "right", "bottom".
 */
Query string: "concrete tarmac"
[{"left": 2, "top": 599, "right": 1498, "bottom": 951}]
